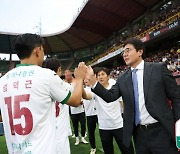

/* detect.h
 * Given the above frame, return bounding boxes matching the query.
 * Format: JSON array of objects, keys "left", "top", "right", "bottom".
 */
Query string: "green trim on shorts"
[{"left": 61, "top": 91, "right": 71, "bottom": 104}]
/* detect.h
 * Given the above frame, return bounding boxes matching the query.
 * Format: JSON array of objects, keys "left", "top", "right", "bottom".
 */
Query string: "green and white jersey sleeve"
[{"left": 49, "top": 73, "right": 71, "bottom": 104}]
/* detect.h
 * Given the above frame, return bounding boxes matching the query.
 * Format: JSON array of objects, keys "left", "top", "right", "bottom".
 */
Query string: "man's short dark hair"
[
  {"left": 14, "top": 33, "right": 45, "bottom": 59},
  {"left": 96, "top": 67, "right": 111, "bottom": 76},
  {"left": 123, "top": 38, "right": 145, "bottom": 52},
  {"left": 44, "top": 58, "right": 61, "bottom": 73},
  {"left": 93, "top": 67, "right": 100, "bottom": 75}
]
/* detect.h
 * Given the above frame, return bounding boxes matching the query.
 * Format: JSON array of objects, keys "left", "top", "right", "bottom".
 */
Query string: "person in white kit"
[
  {"left": 44, "top": 58, "right": 72, "bottom": 154},
  {"left": 83, "top": 67, "right": 134, "bottom": 154},
  {"left": 65, "top": 69, "right": 89, "bottom": 145},
  {"left": 0, "top": 33, "right": 87, "bottom": 154},
  {"left": 83, "top": 78, "right": 98, "bottom": 154},
  {"left": 64, "top": 69, "right": 76, "bottom": 138},
  {"left": 70, "top": 101, "right": 89, "bottom": 145}
]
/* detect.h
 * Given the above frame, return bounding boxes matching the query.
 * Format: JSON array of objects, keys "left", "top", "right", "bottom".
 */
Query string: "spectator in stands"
[
  {"left": 86, "top": 38, "right": 180, "bottom": 154},
  {"left": 173, "top": 71, "right": 180, "bottom": 86}
]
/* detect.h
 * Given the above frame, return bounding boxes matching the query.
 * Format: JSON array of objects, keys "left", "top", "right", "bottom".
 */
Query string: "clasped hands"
[{"left": 74, "top": 62, "right": 96, "bottom": 86}]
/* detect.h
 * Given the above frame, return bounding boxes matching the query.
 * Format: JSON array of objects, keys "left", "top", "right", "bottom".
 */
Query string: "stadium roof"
[{"left": 0, "top": 0, "right": 162, "bottom": 55}]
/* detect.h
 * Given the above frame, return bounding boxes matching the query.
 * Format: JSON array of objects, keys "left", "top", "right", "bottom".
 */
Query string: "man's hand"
[
  {"left": 67, "top": 62, "right": 87, "bottom": 107},
  {"left": 86, "top": 65, "right": 97, "bottom": 86},
  {"left": 74, "top": 62, "right": 87, "bottom": 80}
]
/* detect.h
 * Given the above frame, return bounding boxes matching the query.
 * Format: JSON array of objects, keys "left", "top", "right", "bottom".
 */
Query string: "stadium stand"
[{"left": 0, "top": 0, "right": 180, "bottom": 79}]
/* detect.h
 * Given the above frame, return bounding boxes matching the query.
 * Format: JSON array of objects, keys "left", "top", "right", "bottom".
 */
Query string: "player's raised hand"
[
  {"left": 74, "top": 62, "right": 87, "bottom": 80},
  {"left": 85, "top": 65, "right": 94, "bottom": 79},
  {"left": 86, "top": 65, "right": 97, "bottom": 86}
]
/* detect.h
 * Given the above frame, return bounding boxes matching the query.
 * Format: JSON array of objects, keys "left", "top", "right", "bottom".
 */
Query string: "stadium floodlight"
[{"left": 0, "top": 0, "right": 88, "bottom": 36}]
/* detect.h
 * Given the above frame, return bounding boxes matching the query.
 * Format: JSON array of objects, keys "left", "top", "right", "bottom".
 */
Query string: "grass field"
[
  {"left": 69, "top": 127, "right": 121, "bottom": 154},
  {"left": 0, "top": 126, "right": 122, "bottom": 154},
  {"left": 0, "top": 136, "right": 8, "bottom": 154},
  {"left": 0, "top": 127, "right": 121, "bottom": 154}
]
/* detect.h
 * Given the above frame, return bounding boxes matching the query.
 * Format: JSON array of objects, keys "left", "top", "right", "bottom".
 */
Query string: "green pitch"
[
  {"left": 0, "top": 127, "right": 121, "bottom": 154},
  {"left": 0, "top": 136, "right": 8, "bottom": 154}
]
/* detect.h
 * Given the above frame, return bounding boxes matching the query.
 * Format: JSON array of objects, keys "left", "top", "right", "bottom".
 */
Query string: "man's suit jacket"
[{"left": 92, "top": 62, "right": 180, "bottom": 147}]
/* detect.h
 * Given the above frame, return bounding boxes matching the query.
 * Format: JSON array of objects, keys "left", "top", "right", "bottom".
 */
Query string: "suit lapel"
[
  {"left": 143, "top": 62, "right": 152, "bottom": 101},
  {"left": 125, "top": 69, "right": 134, "bottom": 107}
]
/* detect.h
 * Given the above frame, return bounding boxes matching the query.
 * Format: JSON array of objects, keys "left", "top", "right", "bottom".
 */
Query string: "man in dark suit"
[{"left": 86, "top": 38, "right": 180, "bottom": 154}]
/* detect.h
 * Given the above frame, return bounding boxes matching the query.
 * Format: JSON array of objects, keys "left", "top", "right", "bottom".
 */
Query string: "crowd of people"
[
  {"left": 110, "top": 48, "right": 180, "bottom": 83},
  {"left": 88, "top": 2, "right": 180, "bottom": 66},
  {"left": 133, "top": 5, "right": 180, "bottom": 37},
  {"left": 0, "top": 34, "right": 180, "bottom": 154}
]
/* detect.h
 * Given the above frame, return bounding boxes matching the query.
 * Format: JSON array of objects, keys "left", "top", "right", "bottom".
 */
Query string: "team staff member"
[
  {"left": 0, "top": 33, "right": 87, "bottom": 154},
  {"left": 83, "top": 67, "right": 134, "bottom": 154},
  {"left": 70, "top": 103, "right": 88, "bottom": 145},
  {"left": 65, "top": 69, "right": 88, "bottom": 145},
  {"left": 86, "top": 38, "right": 180, "bottom": 154},
  {"left": 83, "top": 78, "right": 98, "bottom": 154}
]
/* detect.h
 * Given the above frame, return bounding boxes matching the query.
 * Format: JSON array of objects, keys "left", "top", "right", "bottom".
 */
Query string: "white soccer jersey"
[
  {"left": 69, "top": 83, "right": 85, "bottom": 114},
  {"left": 55, "top": 80, "right": 72, "bottom": 154},
  {"left": 0, "top": 64, "right": 71, "bottom": 154},
  {"left": 83, "top": 87, "right": 97, "bottom": 116},
  {"left": 70, "top": 104, "right": 85, "bottom": 114},
  {"left": 56, "top": 103, "right": 71, "bottom": 154},
  {"left": 108, "top": 78, "right": 116, "bottom": 85},
  {"left": 94, "top": 83, "right": 123, "bottom": 130}
]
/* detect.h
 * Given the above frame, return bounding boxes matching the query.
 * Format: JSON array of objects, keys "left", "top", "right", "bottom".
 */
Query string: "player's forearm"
[
  {"left": 82, "top": 88, "right": 87, "bottom": 99},
  {"left": 67, "top": 79, "right": 83, "bottom": 107},
  {"left": 82, "top": 88, "right": 93, "bottom": 100}
]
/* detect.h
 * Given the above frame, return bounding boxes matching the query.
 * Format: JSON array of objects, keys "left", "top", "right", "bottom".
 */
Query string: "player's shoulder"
[
  {"left": 41, "top": 67, "right": 56, "bottom": 74},
  {"left": 37, "top": 67, "right": 58, "bottom": 77},
  {"left": 0, "top": 68, "right": 15, "bottom": 82},
  {"left": 109, "top": 78, "right": 116, "bottom": 85},
  {"left": 62, "top": 80, "right": 71, "bottom": 87},
  {"left": 31, "top": 67, "right": 61, "bottom": 83}
]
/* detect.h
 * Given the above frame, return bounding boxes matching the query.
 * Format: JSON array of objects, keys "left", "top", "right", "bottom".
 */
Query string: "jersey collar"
[{"left": 16, "top": 64, "right": 35, "bottom": 67}]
